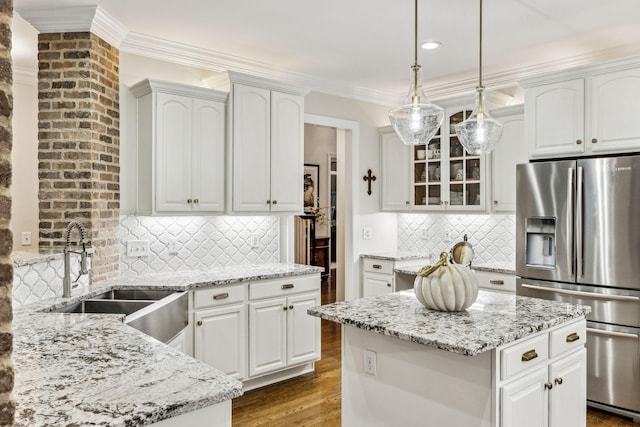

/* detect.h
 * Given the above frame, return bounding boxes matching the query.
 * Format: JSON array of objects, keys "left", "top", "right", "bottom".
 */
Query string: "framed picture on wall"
[{"left": 304, "top": 163, "right": 319, "bottom": 211}]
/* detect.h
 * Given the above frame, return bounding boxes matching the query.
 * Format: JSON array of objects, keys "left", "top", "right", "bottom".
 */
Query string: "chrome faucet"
[{"left": 62, "top": 221, "right": 93, "bottom": 298}]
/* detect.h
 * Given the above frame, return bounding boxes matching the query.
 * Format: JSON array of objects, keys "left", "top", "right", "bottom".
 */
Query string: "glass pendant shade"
[
  {"left": 389, "top": 65, "right": 444, "bottom": 145},
  {"left": 455, "top": 87, "right": 503, "bottom": 155}
]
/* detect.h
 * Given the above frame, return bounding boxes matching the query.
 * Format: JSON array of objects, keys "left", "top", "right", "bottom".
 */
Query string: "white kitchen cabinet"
[
  {"left": 131, "top": 79, "right": 227, "bottom": 215},
  {"left": 229, "top": 72, "right": 309, "bottom": 213},
  {"left": 194, "top": 303, "right": 247, "bottom": 380},
  {"left": 498, "top": 320, "right": 586, "bottom": 427},
  {"left": 248, "top": 276, "right": 321, "bottom": 377},
  {"left": 362, "top": 272, "right": 393, "bottom": 297},
  {"left": 490, "top": 106, "right": 526, "bottom": 212},
  {"left": 380, "top": 127, "right": 411, "bottom": 211},
  {"left": 522, "top": 58, "right": 640, "bottom": 159},
  {"left": 475, "top": 270, "right": 516, "bottom": 293},
  {"left": 166, "top": 327, "right": 189, "bottom": 354},
  {"left": 361, "top": 256, "right": 430, "bottom": 298}
]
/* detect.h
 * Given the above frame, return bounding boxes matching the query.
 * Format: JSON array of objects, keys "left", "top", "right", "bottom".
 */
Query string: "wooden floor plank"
[{"left": 232, "top": 275, "right": 637, "bottom": 426}]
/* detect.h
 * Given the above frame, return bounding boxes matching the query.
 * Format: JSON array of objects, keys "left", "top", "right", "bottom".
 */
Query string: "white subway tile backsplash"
[{"left": 398, "top": 213, "right": 515, "bottom": 267}]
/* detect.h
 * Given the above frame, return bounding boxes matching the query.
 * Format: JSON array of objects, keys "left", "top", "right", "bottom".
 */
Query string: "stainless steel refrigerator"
[{"left": 516, "top": 156, "right": 640, "bottom": 422}]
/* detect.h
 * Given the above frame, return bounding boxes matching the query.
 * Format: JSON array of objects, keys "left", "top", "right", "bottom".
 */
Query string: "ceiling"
[{"left": 12, "top": 0, "right": 640, "bottom": 105}]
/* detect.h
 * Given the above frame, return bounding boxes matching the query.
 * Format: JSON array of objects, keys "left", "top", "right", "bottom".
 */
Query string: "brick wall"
[
  {"left": 37, "top": 32, "right": 120, "bottom": 283},
  {"left": 0, "top": 2, "right": 13, "bottom": 426}
]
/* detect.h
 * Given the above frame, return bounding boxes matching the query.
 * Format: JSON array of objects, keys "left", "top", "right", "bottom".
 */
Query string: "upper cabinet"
[
  {"left": 131, "top": 79, "right": 227, "bottom": 215},
  {"left": 228, "top": 72, "right": 309, "bottom": 213},
  {"left": 521, "top": 57, "right": 640, "bottom": 159},
  {"left": 380, "top": 127, "right": 411, "bottom": 210},
  {"left": 490, "top": 106, "right": 526, "bottom": 212}
]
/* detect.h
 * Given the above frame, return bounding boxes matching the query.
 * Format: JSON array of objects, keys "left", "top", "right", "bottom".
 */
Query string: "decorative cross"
[{"left": 363, "top": 169, "right": 377, "bottom": 196}]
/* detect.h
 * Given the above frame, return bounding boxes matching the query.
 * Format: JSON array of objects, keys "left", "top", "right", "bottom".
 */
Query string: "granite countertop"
[
  {"left": 360, "top": 251, "right": 432, "bottom": 261},
  {"left": 14, "top": 262, "right": 322, "bottom": 426},
  {"left": 308, "top": 290, "right": 591, "bottom": 356},
  {"left": 395, "top": 262, "right": 515, "bottom": 276},
  {"left": 12, "top": 249, "right": 64, "bottom": 267}
]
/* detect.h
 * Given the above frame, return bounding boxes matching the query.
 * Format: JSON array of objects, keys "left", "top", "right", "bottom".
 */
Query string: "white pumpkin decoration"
[{"left": 414, "top": 252, "right": 479, "bottom": 311}]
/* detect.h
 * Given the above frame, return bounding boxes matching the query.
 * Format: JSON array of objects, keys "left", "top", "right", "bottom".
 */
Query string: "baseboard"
[{"left": 241, "top": 362, "right": 316, "bottom": 392}]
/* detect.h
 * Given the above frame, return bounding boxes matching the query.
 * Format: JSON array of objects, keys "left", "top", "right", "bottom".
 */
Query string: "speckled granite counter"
[
  {"left": 14, "top": 262, "right": 322, "bottom": 426},
  {"left": 308, "top": 289, "right": 590, "bottom": 356},
  {"left": 394, "top": 262, "right": 515, "bottom": 276},
  {"left": 12, "top": 249, "right": 63, "bottom": 267},
  {"left": 360, "top": 251, "right": 432, "bottom": 261}
]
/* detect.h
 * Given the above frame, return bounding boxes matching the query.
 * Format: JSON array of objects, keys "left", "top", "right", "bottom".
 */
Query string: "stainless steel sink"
[
  {"left": 50, "top": 289, "right": 189, "bottom": 344},
  {"left": 52, "top": 299, "right": 155, "bottom": 315}
]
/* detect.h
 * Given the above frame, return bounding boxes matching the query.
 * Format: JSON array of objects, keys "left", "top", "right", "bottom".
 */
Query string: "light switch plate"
[{"left": 126, "top": 240, "right": 150, "bottom": 258}]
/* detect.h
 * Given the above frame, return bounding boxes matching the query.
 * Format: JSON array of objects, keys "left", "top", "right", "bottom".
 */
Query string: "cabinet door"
[
  {"left": 362, "top": 272, "right": 393, "bottom": 297},
  {"left": 249, "top": 298, "right": 287, "bottom": 377},
  {"left": 287, "top": 293, "right": 321, "bottom": 366},
  {"left": 588, "top": 68, "right": 640, "bottom": 153},
  {"left": 155, "top": 92, "right": 192, "bottom": 212},
  {"left": 501, "top": 366, "right": 548, "bottom": 427},
  {"left": 194, "top": 304, "right": 247, "bottom": 380},
  {"left": 548, "top": 348, "right": 586, "bottom": 427},
  {"left": 270, "top": 91, "right": 304, "bottom": 212},
  {"left": 191, "top": 98, "right": 225, "bottom": 212},
  {"left": 232, "top": 84, "right": 271, "bottom": 211},
  {"left": 491, "top": 113, "right": 525, "bottom": 212},
  {"left": 167, "top": 327, "right": 188, "bottom": 354},
  {"left": 525, "top": 79, "right": 585, "bottom": 158},
  {"left": 381, "top": 130, "right": 411, "bottom": 210}
]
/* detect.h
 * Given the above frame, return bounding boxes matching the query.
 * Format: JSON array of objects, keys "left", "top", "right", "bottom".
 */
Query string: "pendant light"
[
  {"left": 455, "top": 0, "right": 503, "bottom": 155},
  {"left": 389, "top": 0, "right": 444, "bottom": 146}
]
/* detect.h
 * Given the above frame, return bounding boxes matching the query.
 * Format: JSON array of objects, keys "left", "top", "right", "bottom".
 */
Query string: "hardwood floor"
[{"left": 232, "top": 273, "right": 637, "bottom": 426}]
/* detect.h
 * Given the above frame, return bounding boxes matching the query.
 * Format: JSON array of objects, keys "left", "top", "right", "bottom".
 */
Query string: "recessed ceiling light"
[{"left": 421, "top": 41, "right": 441, "bottom": 50}]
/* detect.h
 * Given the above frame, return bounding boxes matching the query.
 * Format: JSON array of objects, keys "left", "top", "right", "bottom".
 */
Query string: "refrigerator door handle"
[
  {"left": 521, "top": 283, "right": 640, "bottom": 301},
  {"left": 576, "top": 166, "right": 584, "bottom": 278},
  {"left": 567, "top": 168, "right": 574, "bottom": 275},
  {"left": 587, "top": 328, "right": 639, "bottom": 340}
]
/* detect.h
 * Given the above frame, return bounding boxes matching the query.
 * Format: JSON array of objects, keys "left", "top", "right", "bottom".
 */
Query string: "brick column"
[
  {"left": 37, "top": 32, "right": 119, "bottom": 283},
  {"left": 0, "top": 2, "right": 13, "bottom": 426}
]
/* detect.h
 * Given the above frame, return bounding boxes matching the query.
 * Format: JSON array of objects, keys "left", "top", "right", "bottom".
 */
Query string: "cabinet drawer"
[
  {"left": 475, "top": 271, "right": 516, "bottom": 293},
  {"left": 549, "top": 320, "right": 586, "bottom": 358},
  {"left": 501, "top": 333, "right": 549, "bottom": 380},
  {"left": 194, "top": 284, "right": 246, "bottom": 309},
  {"left": 363, "top": 258, "right": 394, "bottom": 275},
  {"left": 249, "top": 275, "right": 319, "bottom": 300}
]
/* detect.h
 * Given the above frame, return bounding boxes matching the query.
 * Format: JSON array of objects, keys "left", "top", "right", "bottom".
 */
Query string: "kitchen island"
[{"left": 308, "top": 289, "right": 591, "bottom": 427}]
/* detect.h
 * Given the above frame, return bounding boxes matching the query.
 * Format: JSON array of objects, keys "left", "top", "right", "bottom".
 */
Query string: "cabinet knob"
[
  {"left": 566, "top": 332, "right": 580, "bottom": 343},
  {"left": 440, "top": 201, "right": 444, "bottom": 205},
  {"left": 194, "top": 198, "right": 199, "bottom": 204},
  {"left": 289, "top": 305, "right": 294, "bottom": 310},
  {"left": 444, "top": 201, "right": 449, "bottom": 206},
  {"left": 187, "top": 199, "right": 193, "bottom": 204},
  {"left": 387, "top": 283, "right": 391, "bottom": 287},
  {"left": 576, "top": 139, "right": 582, "bottom": 145},
  {"left": 405, "top": 201, "right": 410, "bottom": 205},
  {"left": 266, "top": 200, "right": 271, "bottom": 205},
  {"left": 272, "top": 200, "right": 278, "bottom": 205},
  {"left": 196, "top": 320, "right": 203, "bottom": 326},
  {"left": 544, "top": 382, "right": 553, "bottom": 390},
  {"left": 493, "top": 200, "right": 498, "bottom": 205},
  {"left": 283, "top": 306, "right": 288, "bottom": 311},
  {"left": 554, "top": 377, "right": 563, "bottom": 385},
  {"left": 592, "top": 138, "right": 598, "bottom": 144},
  {"left": 521, "top": 349, "right": 538, "bottom": 362}
]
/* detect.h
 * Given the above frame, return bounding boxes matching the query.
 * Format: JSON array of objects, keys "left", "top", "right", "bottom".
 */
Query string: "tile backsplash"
[
  {"left": 398, "top": 213, "right": 516, "bottom": 267},
  {"left": 119, "top": 215, "right": 280, "bottom": 276}
]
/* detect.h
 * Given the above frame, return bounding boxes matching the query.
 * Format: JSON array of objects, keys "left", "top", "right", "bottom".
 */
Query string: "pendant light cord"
[
  {"left": 414, "top": 0, "right": 418, "bottom": 67},
  {"left": 478, "top": 0, "right": 483, "bottom": 88}
]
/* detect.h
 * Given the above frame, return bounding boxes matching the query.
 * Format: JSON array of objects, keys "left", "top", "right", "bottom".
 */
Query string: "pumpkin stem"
[{"left": 417, "top": 252, "right": 449, "bottom": 277}]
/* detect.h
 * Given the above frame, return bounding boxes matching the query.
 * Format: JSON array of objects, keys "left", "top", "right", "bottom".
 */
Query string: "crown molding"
[
  {"left": 16, "top": 5, "right": 128, "bottom": 48},
  {"left": 12, "top": 66, "right": 37, "bottom": 86}
]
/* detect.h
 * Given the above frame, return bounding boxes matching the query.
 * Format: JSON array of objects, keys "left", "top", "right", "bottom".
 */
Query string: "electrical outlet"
[
  {"left": 362, "top": 227, "right": 372, "bottom": 240},
  {"left": 168, "top": 238, "right": 180, "bottom": 255},
  {"left": 364, "top": 349, "right": 377, "bottom": 376},
  {"left": 443, "top": 227, "right": 452, "bottom": 243},
  {"left": 21, "top": 231, "right": 32, "bottom": 246},
  {"left": 126, "top": 240, "right": 150, "bottom": 258},
  {"left": 421, "top": 228, "right": 430, "bottom": 240},
  {"left": 250, "top": 234, "right": 259, "bottom": 248}
]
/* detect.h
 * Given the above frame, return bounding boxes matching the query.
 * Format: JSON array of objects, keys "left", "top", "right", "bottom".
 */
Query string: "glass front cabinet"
[{"left": 400, "top": 106, "right": 486, "bottom": 211}]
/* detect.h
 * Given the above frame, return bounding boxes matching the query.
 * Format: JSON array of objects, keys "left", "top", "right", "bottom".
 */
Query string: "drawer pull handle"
[
  {"left": 196, "top": 320, "right": 203, "bottom": 326},
  {"left": 554, "top": 377, "right": 563, "bottom": 385},
  {"left": 281, "top": 284, "right": 295, "bottom": 290},
  {"left": 521, "top": 349, "right": 538, "bottom": 362},
  {"left": 489, "top": 280, "right": 504, "bottom": 285},
  {"left": 544, "top": 382, "right": 553, "bottom": 390},
  {"left": 213, "top": 293, "right": 229, "bottom": 300},
  {"left": 372, "top": 264, "right": 382, "bottom": 269},
  {"left": 566, "top": 332, "right": 580, "bottom": 343}
]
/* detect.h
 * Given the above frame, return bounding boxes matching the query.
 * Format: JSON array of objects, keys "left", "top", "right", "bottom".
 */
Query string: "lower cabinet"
[
  {"left": 499, "top": 321, "right": 587, "bottom": 427},
  {"left": 166, "top": 327, "right": 190, "bottom": 355},
  {"left": 193, "top": 274, "right": 321, "bottom": 387},
  {"left": 361, "top": 256, "right": 430, "bottom": 298}
]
